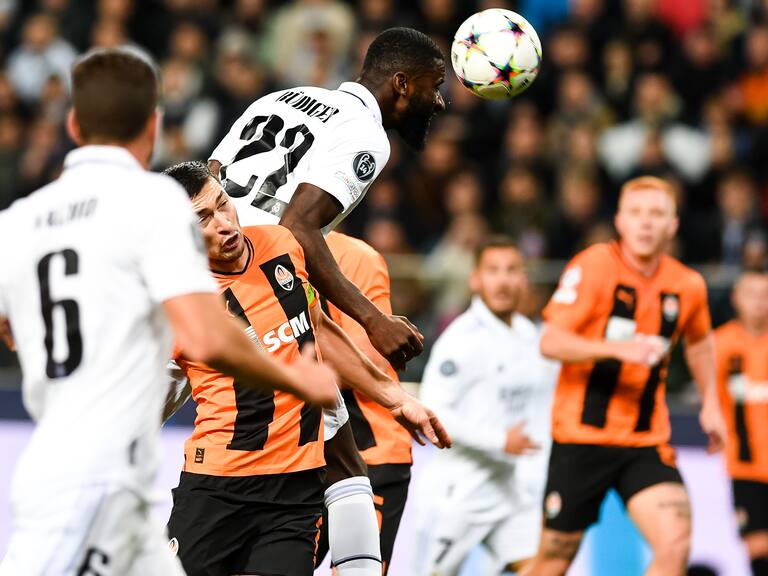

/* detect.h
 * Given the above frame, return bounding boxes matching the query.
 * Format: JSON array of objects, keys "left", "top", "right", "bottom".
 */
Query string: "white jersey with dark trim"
[
  {"left": 0, "top": 145, "right": 216, "bottom": 496},
  {"left": 209, "top": 81, "right": 390, "bottom": 233}
]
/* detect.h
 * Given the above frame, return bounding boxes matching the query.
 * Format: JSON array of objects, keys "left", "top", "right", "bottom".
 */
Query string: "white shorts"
[
  {"left": 0, "top": 484, "right": 184, "bottom": 576},
  {"left": 323, "top": 386, "right": 349, "bottom": 441},
  {"left": 415, "top": 500, "right": 541, "bottom": 576}
]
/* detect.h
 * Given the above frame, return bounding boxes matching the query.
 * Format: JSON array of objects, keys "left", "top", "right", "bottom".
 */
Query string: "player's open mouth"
[{"left": 223, "top": 235, "right": 240, "bottom": 251}]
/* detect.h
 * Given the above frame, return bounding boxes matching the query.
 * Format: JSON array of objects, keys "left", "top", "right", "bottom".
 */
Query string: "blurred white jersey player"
[
  {"left": 415, "top": 237, "right": 556, "bottom": 576},
  {"left": 0, "top": 48, "right": 337, "bottom": 576}
]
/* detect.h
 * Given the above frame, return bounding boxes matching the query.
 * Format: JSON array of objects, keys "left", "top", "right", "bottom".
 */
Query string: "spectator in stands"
[{"left": 6, "top": 13, "right": 76, "bottom": 103}]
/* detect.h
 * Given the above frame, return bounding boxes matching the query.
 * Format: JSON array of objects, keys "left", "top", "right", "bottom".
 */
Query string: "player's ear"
[
  {"left": 668, "top": 215, "right": 679, "bottom": 238},
  {"left": 66, "top": 109, "right": 83, "bottom": 145},
  {"left": 392, "top": 72, "right": 408, "bottom": 98}
]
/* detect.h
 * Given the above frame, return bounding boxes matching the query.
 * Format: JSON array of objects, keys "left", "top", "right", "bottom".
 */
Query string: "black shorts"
[
  {"left": 315, "top": 463, "right": 411, "bottom": 574},
  {"left": 733, "top": 479, "right": 768, "bottom": 535},
  {"left": 543, "top": 441, "right": 683, "bottom": 532},
  {"left": 167, "top": 468, "right": 325, "bottom": 576}
]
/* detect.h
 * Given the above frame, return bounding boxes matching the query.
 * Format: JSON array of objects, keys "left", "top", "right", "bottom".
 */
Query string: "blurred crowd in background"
[{"left": 2, "top": 0, "right": 768, "bottom": 386}]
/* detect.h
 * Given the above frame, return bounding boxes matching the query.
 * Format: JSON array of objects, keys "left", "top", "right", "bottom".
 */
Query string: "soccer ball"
[{"left": 451, "top": 9, "right": 542, "bottom": 100}]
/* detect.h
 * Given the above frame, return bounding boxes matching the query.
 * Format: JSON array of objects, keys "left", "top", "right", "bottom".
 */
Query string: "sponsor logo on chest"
[{"left": 262, "top": 311, "right": 310, "bottom": 352}]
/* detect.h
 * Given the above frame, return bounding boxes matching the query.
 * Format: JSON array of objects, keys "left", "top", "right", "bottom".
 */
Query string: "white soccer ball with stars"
[{"left": 451, "top": 8, "right": 542, "bottom": 100}]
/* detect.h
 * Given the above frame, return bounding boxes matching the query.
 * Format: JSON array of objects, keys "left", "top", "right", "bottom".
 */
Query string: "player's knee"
[
  {"left": 527, "top": 531, "right": 581, "bottom": 576},
  {"left": 651, "top": 529, "right": 690, "bottom": 572}
]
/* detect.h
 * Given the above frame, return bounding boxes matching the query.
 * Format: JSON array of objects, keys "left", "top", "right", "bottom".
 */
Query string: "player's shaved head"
[
  {"left": 361, "top": 27, "right": 444, "bottom": 80},
  {"left": 71, "top": 48, "right": 159, "bottom": 143},
  {"left": 163, "top": 161, "right": 216, "bottom": 200}
]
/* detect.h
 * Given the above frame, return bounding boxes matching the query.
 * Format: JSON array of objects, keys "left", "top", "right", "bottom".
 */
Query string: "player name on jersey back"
[{"left": 276, "top": 90, "right": 340, "bottom": 123}]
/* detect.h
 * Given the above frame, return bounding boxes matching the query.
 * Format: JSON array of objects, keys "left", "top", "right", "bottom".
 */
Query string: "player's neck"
[
  {"left": 81, "top": 139, "right": 151, "bottom": 169},
  {"left": 741, "top": 318, "right": 768, "bottom": 338},
  {"left": 210, "top": 242, "right": 250, "bottom": 274},
  {"left": 617, "top": 241, "right": 662, "bottom": 278},
  {"left": 357, "top": 76, "right": 393, "bottom": 129}
]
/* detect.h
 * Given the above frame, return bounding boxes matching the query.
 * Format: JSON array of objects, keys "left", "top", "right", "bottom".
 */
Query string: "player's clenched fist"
[
  {"left": 610, "top": 334, "right": 667, "bottom": 366},
  {"left": 366, "top": 314, "right": 425, "bottom": 371}
]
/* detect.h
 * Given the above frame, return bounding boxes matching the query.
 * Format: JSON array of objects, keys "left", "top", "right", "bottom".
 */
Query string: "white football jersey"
[
  {"left": 0, "top": 145, "right": 216, "bottom": 496},
  {"left": 210, "top": 81, "right": 390, "bottom": 233},
  {"left": 418, "top": 297, "right": 556, "bottom": 521}
]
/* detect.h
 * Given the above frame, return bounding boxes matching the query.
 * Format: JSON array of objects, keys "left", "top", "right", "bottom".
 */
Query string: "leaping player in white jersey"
[
  {"left": 0, "top": 48, "right": 337, "bottom": 576},
  {"left": 208, "top": 28, "right": 446, "bottom": 576},
  {"left": 415, "top": 237, "right": 557, "bottom": 576}
]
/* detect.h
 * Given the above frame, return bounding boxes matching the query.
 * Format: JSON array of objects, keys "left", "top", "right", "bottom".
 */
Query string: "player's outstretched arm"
[
  {"left": 540, "top": 323, "right": 665, "bottom": 365},
  {"left": 281, "top": 183, "right": 424, "bottom": 370},
  {"left": 684, "top": 334, "right": 726, "bottom": 453},
  {"left": 312, "top": 306, "right": 450, "bottom": 448},
  {"left": 164, "top": 292, "right": 338, "bottom": 408}
]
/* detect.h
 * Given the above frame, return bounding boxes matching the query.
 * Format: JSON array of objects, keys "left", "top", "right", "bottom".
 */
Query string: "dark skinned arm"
[{"left": 280, "top": 183, "right": 424, "bottom": 370}]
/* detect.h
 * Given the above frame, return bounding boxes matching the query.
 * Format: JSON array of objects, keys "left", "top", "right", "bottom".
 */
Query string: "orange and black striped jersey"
[
  {"left": 325, "top": 231, "right": 412, "bottom": 466},
  {"left": 715, "top": 321, "right": 768, "bottom": 483},
  {"left": 177, "top": 225, "right": 324, "bottom": 476},
  {"left": 543, "top": 241, "right": 711, "bottom": 447}
]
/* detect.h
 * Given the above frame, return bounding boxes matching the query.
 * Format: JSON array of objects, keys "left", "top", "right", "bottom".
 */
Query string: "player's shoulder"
[
  {"left": 327, "top": 231, "right": 381, "bottom": 260},
  {"left": 661, "top": 254, "right": 706, "bottom": 293},
  {"left": 243, "top": 224, "right": 303, "bottom": 258},
  {"left": 714, "top": 319, "right": 741, "bottom": 340},
  {"left": 511, "top": 313, "right": 539, "bottom": 343},
  {"left": 435, "top": 307, "right": 485, "bottom": 346},
  {"left": 569, "top": 242, "right": 615, "bottom": 269}
]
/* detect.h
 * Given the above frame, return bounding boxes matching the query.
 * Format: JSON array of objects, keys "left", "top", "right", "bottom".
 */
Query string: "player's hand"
[
  {"left": 699, "top": 396, "right": 726, "bottom": 454},
  {"left": 611, "top": 335, "right": 667, "bottom": 366},
  {"left": 0, "top": 319, "right": 15, "bottom": 352},
  {"left": 366, "top": 314, "right": 424, "bottom": 371},
  {"left": 290, "top": 345, "right": 339, "bottom": 409},
  {"left": 389, "top": 395, "right": 452, "bottom": 449},
  {"left": 504, "top": 421, "right": 540, "bottom": 455}
]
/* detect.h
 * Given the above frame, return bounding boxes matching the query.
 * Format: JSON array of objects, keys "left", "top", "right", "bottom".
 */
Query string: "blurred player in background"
[
  {"left": 414, "top": 236, "right": 556, "bottom": 575},
  {"left": 526, "top": 176, "right": 727, "bottom": 576},
  {"left": 0, "top": 49, "right": 337, "bottom": 576},
  {"left": 314, "top": 230, "right": 417, "bottom": 574},
  {"left": 208, "top": 26, "right": 445, "bottom": 371},
  {"left": 163, "top": 162, "right": 448, "bottom": 576},
  {"left": 715, "top": 271, "right": 768, "bottom": 576},
  {"left": 207, "top": 26, "right": 446, "bottom": 575}
]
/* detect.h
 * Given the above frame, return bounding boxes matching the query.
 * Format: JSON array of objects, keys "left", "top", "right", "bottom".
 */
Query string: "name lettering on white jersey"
[
  {"left": 263, "top": 311, "right": 311, "bottom": 352},
  {"left": 35, "top": 198, "right": 98, "bottom": 228},
  {"left": 276, "top": 90, "right": 340, "bottom": 123}
]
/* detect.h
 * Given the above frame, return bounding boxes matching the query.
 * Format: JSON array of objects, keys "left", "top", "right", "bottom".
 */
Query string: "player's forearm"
[
  {"left": 206, "top": 317, "right": 308, "bottom": 398},
  {"left": 540, "top": 323, "right": 620, "bottom": 363},
  {"left": 314, "top": 309, "right": 401, "bottom": 409},
  {"left": 287, "top": 223, "right": 383, "bottom": 327},
  {"left": 684, "top": 334, "right": 718, "bottom": 403},
  {"left": 434, "top": 411, "right": 506, "bottom": 455}
]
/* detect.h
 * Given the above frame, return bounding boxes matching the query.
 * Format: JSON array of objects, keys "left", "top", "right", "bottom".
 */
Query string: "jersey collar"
[
  {"left": 470, "top": 295, "right": 533, "bottom": 339},
  {"left": 337, "top": 82, "right": 382, "bottom": 126},
  {"left": 63, "top": 145, "right": 143, "bottom": 172}
]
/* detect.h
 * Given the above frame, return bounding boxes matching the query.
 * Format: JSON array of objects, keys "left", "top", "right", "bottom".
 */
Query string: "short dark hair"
[
  {"left": 474, "top": 235, "right": 519, "bottom": 265},
  {"left": 163, "top": 161, "right": 215, "bottom": 200},
  {"left": 72, "top": 48, "right": 159, "bottom": 142},
  {"left": 361, "top": 27, "right": 443, "bottom": 80}
]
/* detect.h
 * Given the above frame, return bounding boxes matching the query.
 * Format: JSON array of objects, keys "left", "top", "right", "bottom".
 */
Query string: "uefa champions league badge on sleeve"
[
  {"left": 440, "top": 359, "right": 458, "bottom": 376},
  {"left": 352, "top": 152, "right": 376, "bottom": 182}
]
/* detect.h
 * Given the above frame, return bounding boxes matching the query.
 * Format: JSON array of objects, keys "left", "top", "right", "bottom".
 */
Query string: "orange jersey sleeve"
[
  {"left": 543, "top": 244, "right": 612, "bottom": 333},
  {"left": 325, "top": 231, "right": 412, "bottom": 465},
  {"left": 681, "top": 272, "right": 711, "bottom": 345}
]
